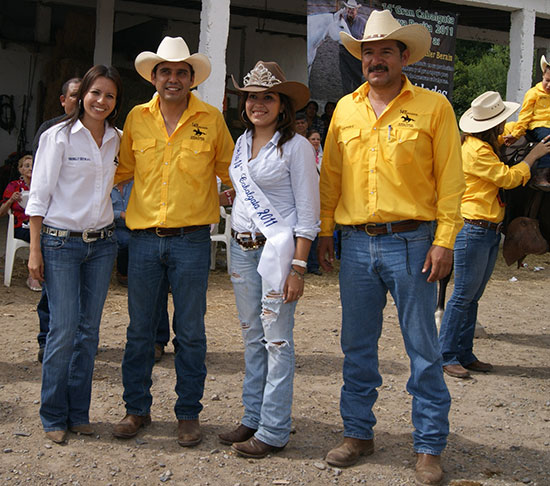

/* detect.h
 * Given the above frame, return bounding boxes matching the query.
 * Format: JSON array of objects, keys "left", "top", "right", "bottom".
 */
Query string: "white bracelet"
[{"left": 291, "top": 259, "right": 307, "bottom": 269}]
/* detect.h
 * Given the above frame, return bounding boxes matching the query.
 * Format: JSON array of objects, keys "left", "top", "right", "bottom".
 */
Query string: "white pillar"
[
  {"left": 94, "top": 0, "right": 115, "bottom": 66},
  {"left": 197, "top": 0, "right": 231, "bottom": 111},
  {"left": 506, "top": 8, "right": 536, "bottom": 104}
]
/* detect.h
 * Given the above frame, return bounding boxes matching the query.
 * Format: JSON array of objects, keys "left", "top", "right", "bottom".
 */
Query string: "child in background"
[{"left": 504, "top": 55, "right": 550, "bottom": 189}]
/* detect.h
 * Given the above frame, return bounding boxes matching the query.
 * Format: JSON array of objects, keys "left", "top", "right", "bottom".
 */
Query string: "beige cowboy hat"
[
  {"left": 135, "top": 36, "right": 211, "bottom": 88},
  {"left": 231, "top": 61, "right": 310, "bottom": 111},
  {"left": 459, "top": 91, "right": 519, "bottom": 133},
  {"left": 340, "top": 9, "right": 431, "bottom": 65},
  {"left": 343, "top": 0, "right": 361, "bottom": 8},
  {"left": 541, "top": 54, "right": 549, "bottom": 72}
]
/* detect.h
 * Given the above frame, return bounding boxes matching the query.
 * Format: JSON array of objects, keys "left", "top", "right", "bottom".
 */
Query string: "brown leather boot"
[
  {"left": 443, "top": 364, "right": 470, "bottom": 379},
  {"left": 45, "top": 430, "right": 67, "bottom": 444},
  {"left": 415, "top": 453, "right": 443, "bottom": 485},
  {"left": 218, "top": 424, "right": 257, "bottom": 445},
  {"left": 113, "top": 414, "right": 151, "bottom": 439},
  {"left": 231, "top": 436, "right": 285, "bottom": 458},
  {"left": 177, "top": 419, "right": 202, "bottom": 447},
  {"left": 325, "top": 437, "right": 374, "bottom": 467},
  {"left": 70, "top": 424, "right": 94, "bottom": 435}
]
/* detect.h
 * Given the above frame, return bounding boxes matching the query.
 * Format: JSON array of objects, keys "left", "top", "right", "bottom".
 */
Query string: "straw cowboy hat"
[
  {"left": 340, "top": 9, "right": 431, "bottom": 65},
  {"left": 541, "top": 55, "right": 549, "bottom": 72},
  {"left": 343, "top": 0, "right": 361, "bottom": 8},
  {"left": 459, "top": 91, "right": 519, "bottom": 133},
  {"left": 231, "top": 61, "right": 310, "bottom": 111},
  {"left": 135, "top": 36, "right": 211, "bottom": 88}
]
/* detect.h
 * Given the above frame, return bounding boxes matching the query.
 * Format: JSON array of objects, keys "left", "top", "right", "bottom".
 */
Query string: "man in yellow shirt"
[
  {"left": 113, "top": 37, "right": 234, "bottom": 447},
  {"left": 318, "top": 11, "right": 465, "bottom": 485}
]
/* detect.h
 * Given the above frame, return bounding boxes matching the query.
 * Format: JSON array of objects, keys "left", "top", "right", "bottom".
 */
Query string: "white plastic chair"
[
  {"left": 4, "top": 209, "right": 30, "bottom": 287},
  {"left": 210, "top": 206, "right": 231, "bottom": 273}
]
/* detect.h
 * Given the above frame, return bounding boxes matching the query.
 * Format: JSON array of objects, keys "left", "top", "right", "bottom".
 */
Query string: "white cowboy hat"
[
  {"left": 541, "top": 54, "right": 549, "bottom": 72},
  {"left": 459, "top": 91, "right": 519, "bottom": 133},
  {"left": 231, "top": 61, "right": 310, "bottom": 111},
  {"left": 343, "top": 0, "right": 360, "bottom": 8},
  {"left": 340, "top": 9, "right": 431, "bottom": 65},
  {"left": 135, "top": 36, "right": 211, "bottom": 88}
]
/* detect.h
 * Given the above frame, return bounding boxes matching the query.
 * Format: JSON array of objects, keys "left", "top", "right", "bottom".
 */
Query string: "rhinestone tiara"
[{"left": 243, "top": 62, "right": 282, "bottom": 88}]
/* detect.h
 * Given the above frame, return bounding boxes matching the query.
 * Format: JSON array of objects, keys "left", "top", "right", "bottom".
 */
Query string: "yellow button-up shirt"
[
  {"left": 511, "top": 82, "right": 550, "bottom": 139},
  {"left": 461, "top": 135, "right": 530, "bottom": 223},
  {"left": 320, "top": 76, "right": 465, "bottom": 249},
  {"left": 115, "top": 93, "right": 234, "bottom": 229}
]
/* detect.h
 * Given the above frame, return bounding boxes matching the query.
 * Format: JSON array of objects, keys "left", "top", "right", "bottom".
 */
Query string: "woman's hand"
[
  {"left": 28, "top": 247, "right": 44, "bottom": 282},
  {"left": 525, "top": 136, "right": 550, "bottom": 167},
  {"left": 283, "top": 268, "right": 305, "bottom": 303}
]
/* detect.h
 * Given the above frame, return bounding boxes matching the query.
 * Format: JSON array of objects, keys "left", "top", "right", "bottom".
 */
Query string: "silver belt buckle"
[{"left": 82, "top": 228, "right": 98, "bottom": 243}]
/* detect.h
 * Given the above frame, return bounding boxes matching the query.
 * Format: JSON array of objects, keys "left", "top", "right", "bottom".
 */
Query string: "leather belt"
[
  {"left": 42, "top": 223, "right": 115, "bottom": 243},
  {"left": 352, "top": 220, "right": 425, "bottom": 236},
  {"left": 143, "top": 225, "right": 209, "bottom": 237},
  {"left": 463, "top": 218, "right": 502, "bottom": 232},
  {"left": 231, "top": 229, "right": 267, "bottom": 250}
]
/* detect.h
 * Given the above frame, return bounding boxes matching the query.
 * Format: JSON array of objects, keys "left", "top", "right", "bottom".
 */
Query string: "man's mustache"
[{"left": 368, "top": 64, "right": 389, "bottom": 73}]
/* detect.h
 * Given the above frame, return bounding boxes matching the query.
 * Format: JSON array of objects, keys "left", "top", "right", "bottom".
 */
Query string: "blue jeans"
[
  {"left": 230, "top": 239, "right": 297, "bottom": 447},
  {"left": 121, "top": 228, "right": 211, "bottom": 419},
  {"left": 439, "top": 223, "right": 500, "bottom": 367},
  {"left": 528, "top": 127, "right": 550, "bottom": 168},
  {"left": 338, "top": 223, "right": 450, "bottom": 455},
  {"left": 40, "top": 232, "right": 116, "bottom": 431}
]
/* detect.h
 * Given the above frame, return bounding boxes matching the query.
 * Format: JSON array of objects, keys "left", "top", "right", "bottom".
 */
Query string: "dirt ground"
[{"left": 1, "top": 245, "right": 549, "bottom": 486}]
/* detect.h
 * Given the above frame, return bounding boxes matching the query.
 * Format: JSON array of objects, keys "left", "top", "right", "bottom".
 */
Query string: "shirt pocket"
[
  {"left": 251, "top": 157, "right": 287, "bottom": 188},
  {"left": 132, "top": 138, "right": 157, "bottom": 176},
  {"left": 178, "top": 140, "right": 213, "bottom": 175},
  {"left": 387, "top": 128, "right": 418, "bottom": 167},
  {"left": 338, "top": 128, "right": 361, "bottom": 164}
]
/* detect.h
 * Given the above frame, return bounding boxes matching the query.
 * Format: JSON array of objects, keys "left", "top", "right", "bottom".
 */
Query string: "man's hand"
[
  {"left": 503, "top": 134, "right": 518, "bottom": 146},
  {"left": 422, "top": 245, "right": 453, "bottom": 282},
  {"left": 318, "top": 236, "right": 335, "bottom": 272}
]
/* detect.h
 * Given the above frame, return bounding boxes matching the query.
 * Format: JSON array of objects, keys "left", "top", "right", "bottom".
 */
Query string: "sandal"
[{"left": 26, "top": 276, "right": 42, "bottom": 292}]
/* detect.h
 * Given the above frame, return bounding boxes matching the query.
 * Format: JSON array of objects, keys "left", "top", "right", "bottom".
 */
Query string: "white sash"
[{"left": 230, "top": 134, "right": 295, "bottom": 292}]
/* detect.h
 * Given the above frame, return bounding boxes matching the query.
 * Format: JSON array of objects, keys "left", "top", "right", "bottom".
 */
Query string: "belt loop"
[{"left": 385, "top": 222, "right": 392, "bottom": 235}]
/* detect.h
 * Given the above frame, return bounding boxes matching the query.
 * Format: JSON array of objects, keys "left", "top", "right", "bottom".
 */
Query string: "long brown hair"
[
  {"left": 239, "top": 92, "right": 296, "bottom": 153},
  {"left": 462, "top": 122, "right": 503, "bottom": 155},
  {"left": 66, "top": 65, "right": 123, "bottom": 129}
]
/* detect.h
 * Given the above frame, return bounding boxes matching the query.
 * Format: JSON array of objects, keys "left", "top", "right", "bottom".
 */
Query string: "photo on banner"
[{"left": 307, "top": 1, "right": 458, "bottom": 108}]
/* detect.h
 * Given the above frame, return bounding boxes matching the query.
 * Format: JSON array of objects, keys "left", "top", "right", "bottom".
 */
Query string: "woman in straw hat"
[
  {"left": 218, "top": 61, "right": 320, "bottom": 457},
  {"left": 27, "top": 64, "right": 123, "bottom": 443},
  {"left": 439, "top": 91, "right": 550, "bottom": 380}
]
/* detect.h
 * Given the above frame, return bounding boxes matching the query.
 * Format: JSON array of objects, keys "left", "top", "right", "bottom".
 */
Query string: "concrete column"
[
  {"left": 94, "top": 0, "right": 115, "bottom": 66},
  {"left": 197, "top": 0, "right": 231, "bottom": 111},
  {"left": 506, "top": 8, "right": 536, "bottom": 104}
]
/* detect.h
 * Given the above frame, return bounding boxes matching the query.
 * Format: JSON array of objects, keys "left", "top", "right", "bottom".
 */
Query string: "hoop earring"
[{"left": 240, "top": 110, "right": 248, "bottom": 123}]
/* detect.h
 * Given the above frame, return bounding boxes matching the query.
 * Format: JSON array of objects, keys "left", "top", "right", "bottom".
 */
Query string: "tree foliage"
[{"left": 452, "top": 40, "right": 510, "bottom": 119}]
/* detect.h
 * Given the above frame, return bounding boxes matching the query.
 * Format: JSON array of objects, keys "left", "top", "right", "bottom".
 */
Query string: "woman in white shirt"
[
  {"left": 27, "top": 65, "right": 122, "bottom": 444},
  {"left": 218, "top": 61, "right": 320, "bottom": 457}
]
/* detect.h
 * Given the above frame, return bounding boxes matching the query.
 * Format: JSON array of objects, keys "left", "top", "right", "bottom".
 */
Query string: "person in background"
[
  {"left": 318, "top": 10, "right": 464, "bottom": 484},
  {"left": 112, "top": 36, "right": 234, "bottom": 447},
  {"left": 306, "top": 129, "right": 323, "bottom": 276},
  {"left": 295, "top": 111, "right": 308, "bottom": 137},
  {"left": 503, "top": 55, "right": 550, "bottom": 189},
  {"left": 321, "top": 101, "right": 336, "bottom": 145},
  {"left": 439, "top": 91, "right": 550, "bottom": 379},
  {"left": 338, "top": 0, "right": 367, "bottom": 95},
  {"left": 0, "top": 154, "right": 40, "bottom": 290},
  {"left": 27, "top": 65, "right": 122, "bottom": 444},
  {"left": 32, "top": 76, "right": 82, "bottom": 363},
  {"left": 304, "top": 100, "right": 323, "bottom": 134},
  {"left": 218, "top": 60, "right": 319, "bottom": 458}
]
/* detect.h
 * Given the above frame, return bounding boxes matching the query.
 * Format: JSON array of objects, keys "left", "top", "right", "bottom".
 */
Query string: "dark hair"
[
  {"left": 462, "top": 123, "right": 503, "bottom": 154},
  {"left": 61, "top": 77, "right": 82, "bottom": 96},
  {"left": 152, "top": 61, "right": 195, "bottom": 80},
  {"left": 66, "top": 65, "right": 123, "bottom": 128},
  {"left": 239, "top": 91, "right": 296, "bottom": 153},
  {"left": 306, "top": 101, "right": 319, "bottom": 111},
  {"left": 295, "top": 111, "right": 307, "bottom": 121},
  {"left": 306, "top": 129, "right": 321, "bottom": 139}
]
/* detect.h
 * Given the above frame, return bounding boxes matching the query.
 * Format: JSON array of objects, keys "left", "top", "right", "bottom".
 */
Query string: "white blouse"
[
  {"left": 231, "top": 130, "right": 320, "bottom": 241},
  {"left": 27, "top": 119, "right": 120, "bottom": 231}
]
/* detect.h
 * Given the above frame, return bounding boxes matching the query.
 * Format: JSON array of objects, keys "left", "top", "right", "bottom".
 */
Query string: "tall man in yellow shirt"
[
  {"left": 113, "top": 37, "right": 234, "bottom": 446},
  {"left": 318, "top": 11, "right": 465, "bottom": 485}
]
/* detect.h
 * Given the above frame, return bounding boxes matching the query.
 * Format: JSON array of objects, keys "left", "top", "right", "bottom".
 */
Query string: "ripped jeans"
[{"left": 230, "top": 238, "right": 297, "bottom": 447}]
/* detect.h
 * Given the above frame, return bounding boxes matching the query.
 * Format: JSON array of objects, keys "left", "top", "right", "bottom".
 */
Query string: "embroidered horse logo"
[
  {"left": 401, "top": 114, "right": 414, "bottom": 123},
  {"left": 193, "top": 128, "right": 205, "bottom": 136}
]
